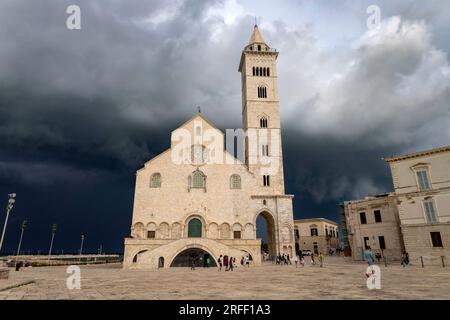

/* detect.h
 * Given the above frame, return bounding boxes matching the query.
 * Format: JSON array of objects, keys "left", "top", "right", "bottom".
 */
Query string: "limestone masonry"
[{"left": 123, "top": 25, "right": 296, "bottom": 269}]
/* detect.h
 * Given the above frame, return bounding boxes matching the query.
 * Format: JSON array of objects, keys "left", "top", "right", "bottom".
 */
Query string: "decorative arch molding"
[
  {"left": 147, "top": 222, "right": 156, "bottom": 231},
  {"left": 232, "top": 223, "right": 243, "bottom": 231},
  {"left": 208, "top": 222, "right": 219, "bottom": 239},
  {"left": 146, "top": 222, "right": 157, "bottom": 239},
  {"left": 158, "top": 222, "right": 170, "bottom": 239},
  {"left": 171, "top": 222, "right": 182, "bottom": 239},
  {"left": 243, "top": 223, "right": 255, "bottom": 239},
  {"left": 131, "top": 222, "right": 145, "bottom": 239},
  {"left": 258, "top": 113, "right": 270, "bottom": 128},
  {"left": 183, "top": 215, "right": 207, "bottom": 238},
  {"left": 220, "top": 222, "right": 231, "bottom": 239},
  {"left": 252, "top": 208, "right": 276, "bottom": 227}
]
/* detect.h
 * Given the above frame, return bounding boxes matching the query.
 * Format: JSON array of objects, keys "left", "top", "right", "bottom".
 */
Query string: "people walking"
[
  {"left": 300, "top": 254, "right": 305, "bottom": 267},
  {"left": 218, "top": 255, "right": 223, "bottom": 271},
  {"left": 245, "top": 255, "right": 250, "bottom": 268},
  {"left": 224, "top": 255, "right": 229, "bottom": 271},
  {"left": 310, "top": 253, "right": 315, "bottom": 265},
  {"left": 294, "top": 255, "right": 298, "bottom": 268},
  {"left": 375, "top": 251, "right": 382, "bottom": 263},
  {"left": 319, "top": 252, "right": 324, "bottom": 268},
  {"left": 229, "top": 256, "right": 234, "bottom": 271},
  {"left": 364, "top": 247, "right": 374, "bottom": 266}
]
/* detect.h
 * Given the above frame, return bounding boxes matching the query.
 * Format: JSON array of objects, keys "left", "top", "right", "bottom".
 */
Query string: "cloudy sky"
[{"left": 0, "top": 0, "right": 449, "bottom": 253}]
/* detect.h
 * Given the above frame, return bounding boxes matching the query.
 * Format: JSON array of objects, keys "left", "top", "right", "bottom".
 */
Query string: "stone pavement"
[{"left": 0, "top": 257, "right": 449, "bottom": 300}]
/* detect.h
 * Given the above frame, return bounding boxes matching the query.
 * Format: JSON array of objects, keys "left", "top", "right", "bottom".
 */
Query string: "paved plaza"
[{"left": 0, "top": 257, "right": 449, "bottom": 300}]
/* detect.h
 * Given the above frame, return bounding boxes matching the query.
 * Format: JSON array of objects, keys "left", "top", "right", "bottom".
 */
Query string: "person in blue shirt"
[{"left": 364, "top": 246, "right": 374, "bottom": 266}]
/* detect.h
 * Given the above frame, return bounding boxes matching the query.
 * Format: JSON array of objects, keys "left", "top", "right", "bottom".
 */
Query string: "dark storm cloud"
[{"left": 0, "top": 0, "right": 449, "bottom": 252}]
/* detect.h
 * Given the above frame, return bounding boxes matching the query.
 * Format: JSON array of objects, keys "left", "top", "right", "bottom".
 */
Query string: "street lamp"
[
  {"left": 0, "top": 193, "right": 17, "bottom": 254},
  {"left": 15, "top": 220, "right": 28, "bottom": 268},
  {"left": 47, "top": 223, "right": 57, "bottom": 262},
  {"left": 79, "top": 235, "right": 85, "bottom": 261}
]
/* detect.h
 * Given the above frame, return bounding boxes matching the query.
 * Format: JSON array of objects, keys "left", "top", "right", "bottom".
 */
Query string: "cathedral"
[{"left": 123, "top": 25, "right": 296, "bottom": 268}]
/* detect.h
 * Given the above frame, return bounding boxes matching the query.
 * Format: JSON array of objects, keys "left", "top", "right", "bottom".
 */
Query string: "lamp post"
[
  {"left": 79, "top": 235, "right": 85, "bottom": 255},
  {"left": 79, "top": 235, "right": 85, "bottom": 262},
  {"left": 47, "top": 224, "right": 57, "bottom": 262},
  {"left": 0, "top": 193, "right": 17, "bottom": 254},
  {"left": 15, "top": 220, "right": 28, "bottom": 268}
]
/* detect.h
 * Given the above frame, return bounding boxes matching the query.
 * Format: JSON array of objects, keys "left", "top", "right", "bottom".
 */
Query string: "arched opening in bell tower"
[{"left": 256, "top": 211, "right": 277, "bottom": 262}]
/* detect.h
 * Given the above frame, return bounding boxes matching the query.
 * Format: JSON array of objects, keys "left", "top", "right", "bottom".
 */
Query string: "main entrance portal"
[{"left": 170, "top": 248, "right": 217, "bottom": 267}]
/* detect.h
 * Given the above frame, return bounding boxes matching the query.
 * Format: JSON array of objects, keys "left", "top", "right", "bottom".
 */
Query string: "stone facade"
[
  {"left": 123, "top": 25, "right": 296, "bottom": 269},
  {"left": 385, "top": 146, "right": 450, "bottom": 266},
  {"left": 293, "top": 218, "right": 339, "bottom": 255},
  {"left": 342, "top": 193, "right": 405, "bottom": 261}
]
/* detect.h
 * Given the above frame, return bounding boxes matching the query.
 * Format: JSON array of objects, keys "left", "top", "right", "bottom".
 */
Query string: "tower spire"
[{"left": 249, "top": 23, "right": 266, "bottom": 45}]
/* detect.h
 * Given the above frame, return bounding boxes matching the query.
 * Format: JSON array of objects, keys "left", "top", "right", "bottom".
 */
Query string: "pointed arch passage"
[{"left": 256, "top": 211, "right": 277, "bottom": 260}]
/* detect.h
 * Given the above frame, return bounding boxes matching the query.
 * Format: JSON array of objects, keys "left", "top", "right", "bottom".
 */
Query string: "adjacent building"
[
  {"left": 342, "top": 145, "right": 449, "bottom": 266},
  {"left": 384, "top": 146, "right": 450, "bottom": 265},
  {"left": 294, "top": 218, "right": 339, "bottom": 255},
  {"left": 342, "top": 193, "right": 404, "bottom": 261}
]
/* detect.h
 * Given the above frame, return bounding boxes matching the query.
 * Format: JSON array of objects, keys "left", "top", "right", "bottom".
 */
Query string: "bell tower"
[{"left": 239, "top": 24, "right": 285, "bottom": 194}]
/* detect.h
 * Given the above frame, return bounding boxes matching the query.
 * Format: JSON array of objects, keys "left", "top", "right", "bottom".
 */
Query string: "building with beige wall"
[
  {"left": 123, "top": 25, "right": 296, "bottom": 269},
  {"left": 385, "top": 146, "right": 450, "bottom": 266},
  {"left": 342, "top": 193, "right": 404, "bottom": 261},
  {"left": 293, "top": 218, "right": 339, "bottom": 255}
]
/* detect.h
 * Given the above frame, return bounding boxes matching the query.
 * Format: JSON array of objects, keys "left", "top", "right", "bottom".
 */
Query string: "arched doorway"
[
  {"left": 170, "top": 248, "right": 217, "bottom": 267},
  {"left": 188, "top": 218, "right": 202, "bottom": 238},
  {"left": 256, "top": 211, "right": 276, "bottom": 261}
]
